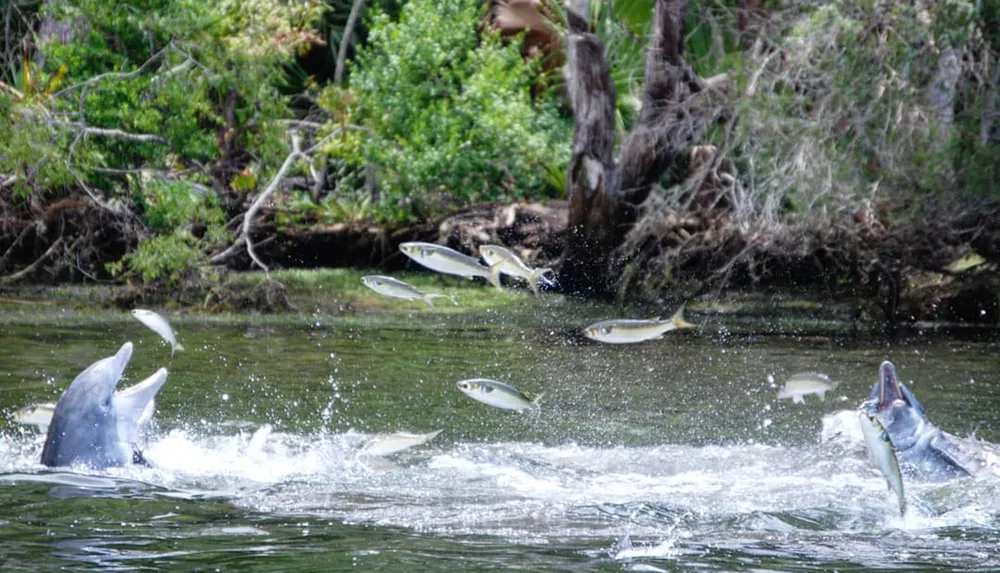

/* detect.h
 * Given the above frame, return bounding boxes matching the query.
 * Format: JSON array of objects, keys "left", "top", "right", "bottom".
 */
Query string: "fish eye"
[
  {"left": 600, "top": 327, "right": 611, "bottom": 335},
  {"left": 459, "top": 383, "right": 469, "bottom": 390}
]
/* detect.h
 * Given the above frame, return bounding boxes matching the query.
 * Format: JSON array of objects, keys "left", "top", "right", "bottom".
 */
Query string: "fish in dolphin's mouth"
[{"left": 868, "top": 360, "right": 927, "bottom": 417}]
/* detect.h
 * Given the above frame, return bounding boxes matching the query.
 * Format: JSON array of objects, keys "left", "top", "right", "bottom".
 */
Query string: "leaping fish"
[
  {"left": 582, "top": 305, "right": 694, "bottom": 344},
  {"left": 456, "top": 378, "right": 543, "bottom": 413},
  {"left": 479, "top": 244, "right": 553, "bottom": 295},
  {"left": 398, "top": 242, "right": 496, "bottom": 285},
  {"left": 777, "top": 372, "right": 840, "bottom": 404},
  {"left": 13, "top": 402, "right": 57, "bottom": 430},
  {"left": 360, "top": 275, "right": 450, "bottom": 307},
  {"left": 360, "top": 429, "right": 444, "bottom": 457},
  {"left": 859, "top": 406, "right": 907, "bottom": 516},
  {"left": 131, "top": 309, "right": 184, "bottom": 356}
]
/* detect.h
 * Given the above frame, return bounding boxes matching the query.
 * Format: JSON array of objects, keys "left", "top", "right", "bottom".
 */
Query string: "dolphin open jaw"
[
  {"left": 869, "top": 360, "right": 927, "bottom": 417},
  {"left": 40, "top": 342, "right": 168, "bottom": 469},
  {"left": 872, "top": 360, "right": 906, "bottom": 411}
]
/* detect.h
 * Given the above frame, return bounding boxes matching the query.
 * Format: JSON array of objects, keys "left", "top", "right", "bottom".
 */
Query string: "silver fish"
[
  {"left": 13, "top": 402, "right": 57, "bottom": 430},
  {"left": 360, "top": 429, "right": 444, "bottom": 457},
  {"left": 131, "top": 309, "right": 184, "bottom": 356},
  {"left": 360, "top": 275, "right": 448, "bottom": 307},
  {"left": 479, "top": 244, "right": 553, "bottom": 294},
  {"left": 456, "top": 378, "right": 543, "bottom": 413},
  {"left": 859, "top": 408, "right": 907, "bottom": 516},
  {"left": 399, "top": 242, "right": 495, "bottom": 284},
  {"left": 582, "top": 304, "right": 694, "bottom": 344},
  {"left": 777, "top": 372, "right": 841, "bottom": 404}
]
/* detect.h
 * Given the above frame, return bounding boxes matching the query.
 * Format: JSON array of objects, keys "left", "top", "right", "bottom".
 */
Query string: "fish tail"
[
  {"left": 530, "top": 268, "right": 553, "bottom": 295},
  {"left": 423, "top": 293, "right": 443, "bottom": 307},
  {"left": 670, "top": 303, "right": 694, "bottom": 329},
  {"left": 532, "top": 392, "right": 545, "bottom": 409},
  {"left": 793, "top": 395, "right": 804, "bottom": 404},
  {"left": 172, "top": 343, "right": 184, "bottom": 356},
  {"left": 487, "top": 263, "right": 503, "bottom": 290}
]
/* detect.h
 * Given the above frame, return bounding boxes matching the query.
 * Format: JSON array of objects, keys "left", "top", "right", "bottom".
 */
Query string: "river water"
[{"left": 1, "top": 295, "right": 998, "bottom": 571}]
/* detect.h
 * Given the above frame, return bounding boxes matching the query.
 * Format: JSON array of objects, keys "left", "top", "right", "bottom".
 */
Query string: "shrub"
[{"left": 318, "top": 0, "right": 571, "bottom": 223}]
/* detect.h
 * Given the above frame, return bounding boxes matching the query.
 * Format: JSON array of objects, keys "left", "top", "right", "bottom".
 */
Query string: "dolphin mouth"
[{"left": 876, "top": 361, "right": 905, "bottom": 409}]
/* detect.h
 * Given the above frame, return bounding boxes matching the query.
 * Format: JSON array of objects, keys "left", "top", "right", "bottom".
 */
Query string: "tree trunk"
[
  {"left": 37, "top": 0, "right": 88, "bottom": 68},
  {"left": 558, "top": 0, "right": 619, "bottom": 296},
  {"left": 559, "top": 0, "right": 699, "bottom": 296},
  {"left": 334, "top": 0, "right": 366, "bottom": 85}
]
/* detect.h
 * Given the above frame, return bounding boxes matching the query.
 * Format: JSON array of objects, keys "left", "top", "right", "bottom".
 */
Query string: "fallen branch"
[{"left": 0, "top": 237, "right": 63, "bottom": 284}]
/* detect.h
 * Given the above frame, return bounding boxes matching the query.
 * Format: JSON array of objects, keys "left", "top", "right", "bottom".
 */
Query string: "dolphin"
[
  {"left": 866, "top": 360, "right": 982, "bottom": 481},
  {"left": 40, "top": 342, "right": 168, "bottom": 469}
]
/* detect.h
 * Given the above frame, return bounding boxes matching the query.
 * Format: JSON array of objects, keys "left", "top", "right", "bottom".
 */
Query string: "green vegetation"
[
  {"left": 731, "top": 0, "right": 999, "bottom": 224},
  {"left": 0, "top": 0, "right": 997, "bottom": 300},
  {"left": 318, "top": 0, "right": 570, "bottom": 222}
]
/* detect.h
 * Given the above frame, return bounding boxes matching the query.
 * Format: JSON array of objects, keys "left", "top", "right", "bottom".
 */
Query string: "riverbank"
[{"left": 2, "top": 267, "right": 997, "bottom": 341}]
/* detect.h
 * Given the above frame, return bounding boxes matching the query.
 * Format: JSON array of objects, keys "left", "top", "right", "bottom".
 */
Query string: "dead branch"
[
  {"left": 0, "top": 237, "right": 63, "bottom": 284},
  {"left": 48, "top": 121, "right": 169, "bottom": 144}
]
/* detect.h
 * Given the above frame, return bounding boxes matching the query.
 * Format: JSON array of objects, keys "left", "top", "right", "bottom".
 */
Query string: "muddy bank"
[
  {"left": 224, "top": 200, "right": 999, "bottom": 327},
  {"left": 1, "top": 198, "right": 998, "bottom": 328}
]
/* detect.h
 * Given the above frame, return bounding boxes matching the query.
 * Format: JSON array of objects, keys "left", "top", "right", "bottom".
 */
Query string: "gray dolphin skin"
[
  {"left": 867, "top": 360, "right": 981, "bottom": 481},
  {"left": 40, "top": 342, "right": 169, "bottom": 469}
]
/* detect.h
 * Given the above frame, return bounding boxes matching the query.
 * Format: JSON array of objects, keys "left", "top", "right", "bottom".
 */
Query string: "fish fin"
[
  {"left": 424, "top": 429, "right": 444, "bottom": 441},
  {"left": 793, "top": 395, "right": 804, "bottom": 404},
  {"left": 173, "top": 343, "right": 184, "bottom": 356},
  {"left": 487, "top": 264, "right": 503, "bottom": 290},
  {"left": 818, "top": 390, "right": 826, "bottom": 401},
  {"left": 670, "top": 303, "right": 694, "bottom": 329}
]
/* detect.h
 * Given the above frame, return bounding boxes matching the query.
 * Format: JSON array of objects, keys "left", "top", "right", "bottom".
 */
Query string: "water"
[{"left": 1, "top": 299, "right": 999, "bottom": 571}]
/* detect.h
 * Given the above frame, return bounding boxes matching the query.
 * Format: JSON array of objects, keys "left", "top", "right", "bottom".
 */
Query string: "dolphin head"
[
  {"left": 60, "top": 342, "right": 134, "bottom": 415},
  {"left": 41, "top": 342, "right": 137, "bottom": 468},
  {"left": 867, "top": 361, "right": 928, "bottom": 451}
]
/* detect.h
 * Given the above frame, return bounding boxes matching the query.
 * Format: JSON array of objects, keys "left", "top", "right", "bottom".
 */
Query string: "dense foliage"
[
  {"left": 318, "top": 0, "right": 570, "bottom": 222},
  {"left": 0, "top": 0, "right": 997, "bottom": 291},
  {"left": 728, "top": 0, "right": 999, "bottom": 224}
]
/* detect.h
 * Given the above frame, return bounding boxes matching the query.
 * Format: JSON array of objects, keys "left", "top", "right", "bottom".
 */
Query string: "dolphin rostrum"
[
  {"left": 867, "top": 360, "right": 981, "bottom": 481},
  {"left": 41, "top": 342, "right": 168, "bottom": 469}
]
